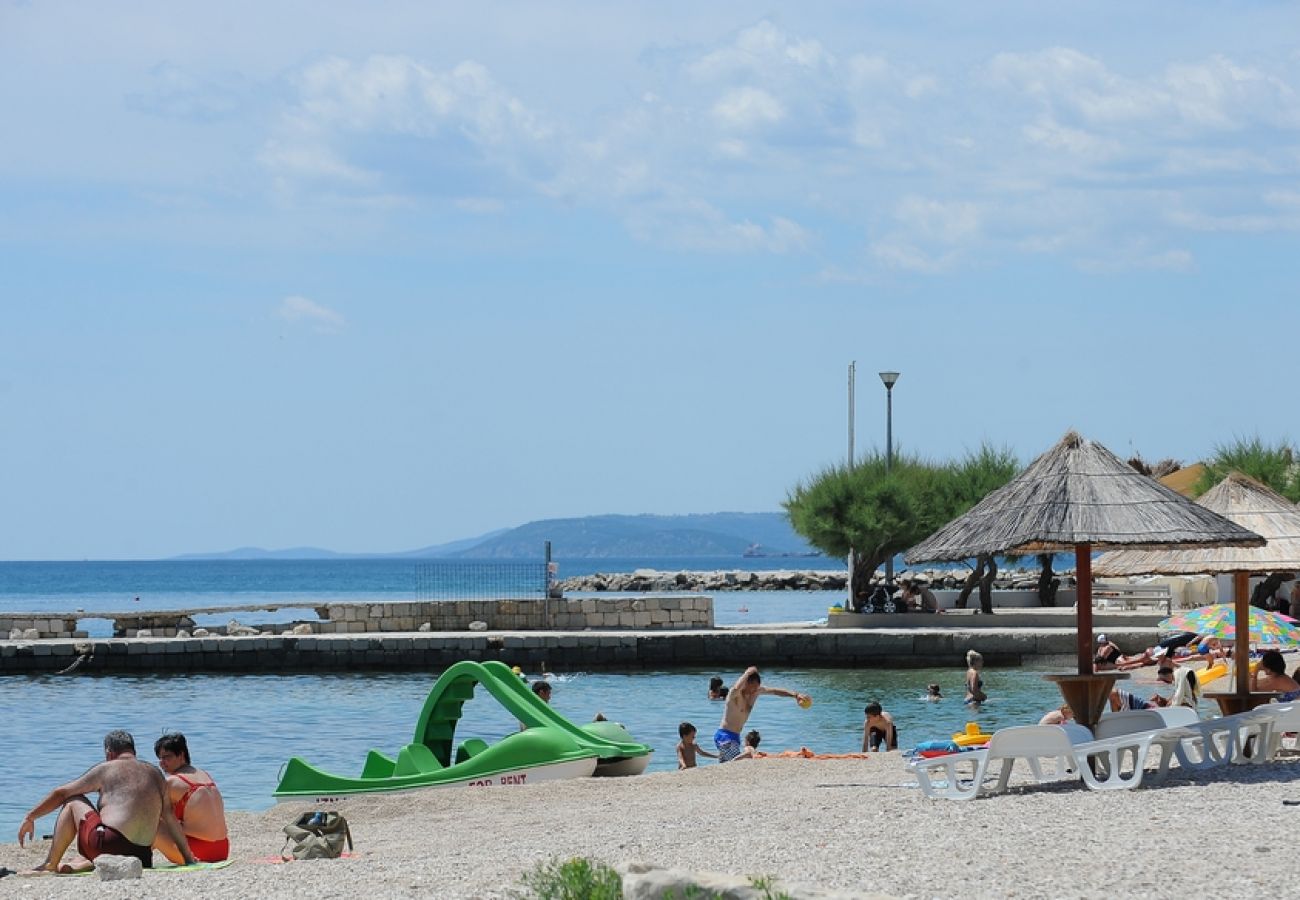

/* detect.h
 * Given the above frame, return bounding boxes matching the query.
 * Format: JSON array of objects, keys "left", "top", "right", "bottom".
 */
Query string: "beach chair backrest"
[
  {"left": 1155, "top": 706, "right": 1199, "bottom": 727},
  {"left": 986, "top": 725, "right": 1071, "bottom": 761},
  {"left": 1093, "top": 710, "right": 1166, "bottom": 741}
]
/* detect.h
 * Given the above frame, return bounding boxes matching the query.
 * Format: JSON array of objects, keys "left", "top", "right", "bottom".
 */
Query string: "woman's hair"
[
  {"left": 709, "top": 676, "right": 723, "bottom": 690},
  {"left": 966, "top": 650, "right": 984, "bottom": 669},
  {"left": 1261, "top": 649, "right": 1286, "bottom": 675},
  {"left": 153, "top": 732, "right": 190, "bottom": 764}
]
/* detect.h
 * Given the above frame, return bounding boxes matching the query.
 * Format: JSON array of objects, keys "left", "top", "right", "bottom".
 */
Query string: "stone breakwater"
[{"left": 558, "top": 567, "right": 1075, "bottom": 593}]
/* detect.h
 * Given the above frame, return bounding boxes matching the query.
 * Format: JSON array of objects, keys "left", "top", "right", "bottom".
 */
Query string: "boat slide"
[{"left": 274, "top": 660, "right": 652, "bottom": 798}]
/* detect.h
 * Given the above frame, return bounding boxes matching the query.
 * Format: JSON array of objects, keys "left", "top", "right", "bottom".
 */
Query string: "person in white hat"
[{"left": 1094, "top": 634, "right": 1123, "bottom": 670}]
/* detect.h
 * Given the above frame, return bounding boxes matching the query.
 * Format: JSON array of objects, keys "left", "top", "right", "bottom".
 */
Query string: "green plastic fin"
[
  {"left": 394, "top": 743, "right": 444, "bottom": 777},
  {"left": 361, "top": 749, "right": 396, "bottom": 779}
]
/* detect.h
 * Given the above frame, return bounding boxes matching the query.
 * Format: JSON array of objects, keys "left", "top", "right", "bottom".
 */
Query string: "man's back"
[{"left": 97, "top": 758, "right": 166, "bottom": 847}]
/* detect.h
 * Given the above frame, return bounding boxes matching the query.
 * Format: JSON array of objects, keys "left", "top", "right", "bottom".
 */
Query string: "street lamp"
[{"left": 879, "top": 371, "right": 900, "bottom": 584}]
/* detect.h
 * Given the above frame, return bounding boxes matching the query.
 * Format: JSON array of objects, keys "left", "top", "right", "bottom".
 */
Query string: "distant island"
[{"left": 173, "top": 512, "right": 821, "bottom": 561}]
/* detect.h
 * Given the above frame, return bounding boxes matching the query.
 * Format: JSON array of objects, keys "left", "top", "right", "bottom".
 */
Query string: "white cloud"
[
  {"left": 712, "top": 87, "right": 786, "bottom": 129},
  {"left": 277, "top": 296, "right": 346, "bottom": 333}
]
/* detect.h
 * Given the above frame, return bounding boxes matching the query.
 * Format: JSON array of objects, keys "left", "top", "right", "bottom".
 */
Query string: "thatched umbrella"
[
  {"left": 1094, "top": 472, "right": 1300, "bottom": 709},
  {"left": 905, "top": 431, "right": 1264, "bottom": 729}
]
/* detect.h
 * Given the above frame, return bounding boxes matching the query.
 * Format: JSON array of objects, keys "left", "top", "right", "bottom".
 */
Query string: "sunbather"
[
  {"left": 1094, "top": 634, "right": 1123, "bottom": 671},
  {"left": 1252, "top": 650, "right": 1300, "bottom": 701}
]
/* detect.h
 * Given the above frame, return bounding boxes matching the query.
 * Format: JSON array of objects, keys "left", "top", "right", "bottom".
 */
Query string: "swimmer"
[{"left": 924, "top": 683, "right": 942, "bottom": 702}]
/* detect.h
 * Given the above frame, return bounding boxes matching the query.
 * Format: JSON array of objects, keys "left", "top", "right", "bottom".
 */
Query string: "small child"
[
  {"left": 736, "top": 729, "right": 761, "bottom": 759},
  {"left": 677, "top": 722, "right": 718, "bottom": 769},
  {"left": 862, "top": 702, "right": 898, "bottom": 752}
]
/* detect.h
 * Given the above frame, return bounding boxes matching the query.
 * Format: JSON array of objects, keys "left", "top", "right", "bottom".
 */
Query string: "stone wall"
[
  {"left": 315, "top": 596, "right": 712, "bottom": 633},
  {"left": 2, "top": 615, "right": 85, "bottom": 641},
  {"left": 0, "top": 625, "right": 1156, "bottom": 676}
]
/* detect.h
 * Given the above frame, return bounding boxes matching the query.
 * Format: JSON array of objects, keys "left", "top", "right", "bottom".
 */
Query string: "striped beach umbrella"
[{"left": 1159, "top": 604, "right": 1300, "bottom": 647}]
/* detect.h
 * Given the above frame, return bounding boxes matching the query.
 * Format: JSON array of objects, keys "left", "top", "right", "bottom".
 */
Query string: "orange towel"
[{"left": 757, "top": 748, "right": 871, "bottom": 759}]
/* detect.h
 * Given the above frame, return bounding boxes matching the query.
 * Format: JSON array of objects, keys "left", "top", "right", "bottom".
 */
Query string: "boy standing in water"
[
  {"left": 862, "top": 702, "right": 898, "bottom": 752},
  {"left": 715, "top": 666, "right": 810, "bottom": 763},
  {"left": 676, "top": 723, "right": 718, "bottom": 769}
]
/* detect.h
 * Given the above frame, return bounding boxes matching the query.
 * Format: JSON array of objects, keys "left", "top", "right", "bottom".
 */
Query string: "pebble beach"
[{"left": 4, "top": 751, "right": 1299, "bottom": 899}]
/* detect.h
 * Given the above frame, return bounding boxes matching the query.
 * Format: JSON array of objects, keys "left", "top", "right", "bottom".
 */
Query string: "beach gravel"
[{"left": 3, "top": 753, "right": 1300, "bottom": 899}]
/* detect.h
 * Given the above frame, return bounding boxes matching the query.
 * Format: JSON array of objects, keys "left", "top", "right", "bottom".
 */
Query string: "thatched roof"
[
  {"left": 1094, "top": 472, "right": 1300, "bottom": 576},
  {"left": 1158, "top": 463, "right": 1207, "bottom": 499},
  {"left": 905, "top": 431, "right": 1265, "bottom": 564}
]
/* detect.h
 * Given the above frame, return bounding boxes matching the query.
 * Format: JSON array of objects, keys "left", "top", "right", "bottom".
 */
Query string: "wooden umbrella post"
[
  {"left": 1235, "top": 571, "right": 1250, "bottom": 698},
  {"left": 1076, "top": 543, "right": 1093, "bottom": 675},
  {"left": 1046, "top": 543, "right": 1125, "bottom": 733}
]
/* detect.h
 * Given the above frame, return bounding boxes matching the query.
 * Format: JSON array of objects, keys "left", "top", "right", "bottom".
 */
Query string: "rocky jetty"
[
  {"left": 557, "top": 566, "right": 1074, "bottom": 593},
  {"left": 558, "top": 569, "right": 845, "bottom": 592}
]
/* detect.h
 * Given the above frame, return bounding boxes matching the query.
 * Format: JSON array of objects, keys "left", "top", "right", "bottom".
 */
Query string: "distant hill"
[
  {"left": 174, "top": 514, "right": 816, "bottom": 561},
  {"left": 446, "top": 513, "right": 818, "bottom": 559}
]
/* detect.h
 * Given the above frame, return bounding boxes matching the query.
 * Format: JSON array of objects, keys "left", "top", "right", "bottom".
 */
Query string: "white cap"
[{"left": 1097, "top": 634, "right": 1108, "bottom": 643}]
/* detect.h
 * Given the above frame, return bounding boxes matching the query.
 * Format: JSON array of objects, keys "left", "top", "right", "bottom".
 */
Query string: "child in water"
[
  {"left": 925, "top": 683, "right": 942, "bottom": 701},
  {"left": 736, "top": 730, "right": 762, "bottom": 759},
  {"left": 862, "top": 702, "right": 898, "bottom": 751},
  {"left": 677, "top": 722, "right": 718, "bottom": 769}
]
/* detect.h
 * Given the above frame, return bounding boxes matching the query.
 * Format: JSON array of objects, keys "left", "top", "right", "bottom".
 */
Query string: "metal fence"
[{"left": 414, "top": 561, "right": 549, "bottom": 601}]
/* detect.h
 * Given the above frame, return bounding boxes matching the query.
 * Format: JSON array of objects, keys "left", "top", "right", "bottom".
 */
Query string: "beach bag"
[{"left": 282, "top": 810, "right": 353, "bottom": 860}]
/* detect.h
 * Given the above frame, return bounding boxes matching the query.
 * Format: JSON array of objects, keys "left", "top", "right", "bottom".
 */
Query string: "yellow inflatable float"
[{"left": 952, "top": 722, "right": 992, "bottom": 747}]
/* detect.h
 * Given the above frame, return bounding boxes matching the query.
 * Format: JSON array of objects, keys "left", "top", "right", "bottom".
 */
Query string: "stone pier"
[{"left": 0, "top": 623, "right": 1161, "bottom": 676}]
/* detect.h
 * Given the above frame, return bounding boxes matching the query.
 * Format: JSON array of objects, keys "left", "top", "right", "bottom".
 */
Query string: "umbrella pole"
[
  {"left": 1076, "top": 543, "right": 1093, "bottom": 675},
  {"left": 1235, "top": 571, "right": 1250, "bottom": 698}
]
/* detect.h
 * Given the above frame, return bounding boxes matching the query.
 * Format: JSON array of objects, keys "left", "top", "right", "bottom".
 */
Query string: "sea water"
[
  {"left": 0, "top": 557, "right": 843, "bottom": 632},
  {"left": 0, "top": 557, "right": 1120, "bottom": 837},
  {"left": 0, "top": 662, "right": 1152, "bottom": 836}
]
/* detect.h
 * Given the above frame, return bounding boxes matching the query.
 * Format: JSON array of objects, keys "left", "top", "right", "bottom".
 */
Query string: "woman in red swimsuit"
[{"left": 152, "top": 733, "right": 229, "bottom": 863}]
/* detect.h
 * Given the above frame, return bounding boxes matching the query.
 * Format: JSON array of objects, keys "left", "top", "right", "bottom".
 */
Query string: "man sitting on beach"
[
  {"left": 715, "top": 667, "right": 809, "bottom": 763},
  {"left": 18, "top": 730, "right": 195, "bottom": 873}
]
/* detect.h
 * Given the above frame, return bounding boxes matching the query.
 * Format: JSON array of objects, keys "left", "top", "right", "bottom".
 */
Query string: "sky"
[{"left": 3, "top": 2, "right": 1300, "bottom": 560}]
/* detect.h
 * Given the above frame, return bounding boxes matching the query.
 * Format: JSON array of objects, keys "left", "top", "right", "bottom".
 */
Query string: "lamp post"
[
  {"left": 879, "top": 371, "right": 900, "bottom": 585},
  {"left": 847, "top": 362, "right": 857, "bottom": 600}
]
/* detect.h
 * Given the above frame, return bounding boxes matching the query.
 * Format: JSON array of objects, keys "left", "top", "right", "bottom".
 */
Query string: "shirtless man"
[
  {"left": 18, "top": 730, "right": 194, "bottom": 873},
  {"left": 714, "top": 667, "right": 809, "bottom": 762}
]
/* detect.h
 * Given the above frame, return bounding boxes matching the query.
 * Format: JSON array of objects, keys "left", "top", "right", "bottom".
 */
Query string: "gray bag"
[{"left": 282, "top": 811, "right": 353, "bottom": 860}]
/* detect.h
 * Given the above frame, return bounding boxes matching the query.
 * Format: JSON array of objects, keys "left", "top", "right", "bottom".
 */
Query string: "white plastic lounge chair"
[
  {"left": 1093, "top": 709, "right": 1218, "bottom": 778},
  {"left": 1255, "top": 704, "right": 1300, "bottom": 758},
  {"left": 907, "top": 725, "right": 1077, "bottom": 800},
  {"left": 907, "top": 725, "right": 1157, "bottom": 799}
]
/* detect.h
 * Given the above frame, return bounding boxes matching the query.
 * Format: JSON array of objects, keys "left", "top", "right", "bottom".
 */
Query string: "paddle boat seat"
[
  {"left": 455, "top": 738, "right": 490, "bottom": 764},
  {"left": 394, "top": 743, "right": 444, "bottom": 777}
]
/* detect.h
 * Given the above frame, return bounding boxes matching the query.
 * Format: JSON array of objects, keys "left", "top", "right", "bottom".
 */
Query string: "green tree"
[
  {"left": 784, "top": 443, "right": 1019, "bottom": 602},
  {"left": 784, "top": 451, "right": 948, "bottom": 599},
  {"left": 1195, "top": 436, "right": 1300, "bottom": 501}
]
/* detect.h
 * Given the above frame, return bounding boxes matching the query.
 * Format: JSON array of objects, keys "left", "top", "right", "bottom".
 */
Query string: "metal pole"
[
  {"left": 848, "top": 362, "right": 856, "bottom": 468},
  {"left": 884, "top": 381, "right": 894, "bottom": 585},
  {"left": 544, "top": 541, "right": 553, "bottom": 628},
  {"left": 847, "top": 363, "right": 856, "bottom": 596}
]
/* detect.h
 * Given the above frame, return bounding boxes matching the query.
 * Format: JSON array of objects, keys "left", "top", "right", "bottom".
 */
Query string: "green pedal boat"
[{"left": 274, "top": 660, "right": 653, "bottom": 797}]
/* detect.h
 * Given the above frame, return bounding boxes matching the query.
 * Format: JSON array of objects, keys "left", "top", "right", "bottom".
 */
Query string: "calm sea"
[
  {"left": 0, "top": 557, "right": 844, "bottom": 632},
  {"left": 0, "top": 556, "right": 1120, "bottom": 837}
]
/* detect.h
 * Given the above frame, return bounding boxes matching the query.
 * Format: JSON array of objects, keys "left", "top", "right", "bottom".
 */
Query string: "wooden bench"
[{"left": 1091, "top": 583, "right": 1172, "bottom": 614}]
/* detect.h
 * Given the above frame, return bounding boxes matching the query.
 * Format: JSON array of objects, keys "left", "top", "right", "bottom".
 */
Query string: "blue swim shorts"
[{"left": 714, "top": 728, "right": 741, "bottom": 763}]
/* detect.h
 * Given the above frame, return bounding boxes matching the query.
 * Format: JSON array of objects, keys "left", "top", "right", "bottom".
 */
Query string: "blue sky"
[{"left": 3, "top": 2, "right": 1299, "bottom": 559}]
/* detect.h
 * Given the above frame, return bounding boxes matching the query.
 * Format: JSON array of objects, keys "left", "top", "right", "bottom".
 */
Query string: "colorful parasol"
[{"left": 1159, "top": 604, "right": 1300, "bottom": 646}]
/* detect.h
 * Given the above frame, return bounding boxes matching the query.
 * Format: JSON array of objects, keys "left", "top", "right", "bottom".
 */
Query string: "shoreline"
[{"left": 3, "top": 755, "right": 1297, "bottom": 898}]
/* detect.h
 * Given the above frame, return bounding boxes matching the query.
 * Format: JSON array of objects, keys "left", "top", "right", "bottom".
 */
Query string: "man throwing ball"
[{"left": 715, "top": 667, "right": 810, "bottom": 762}]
